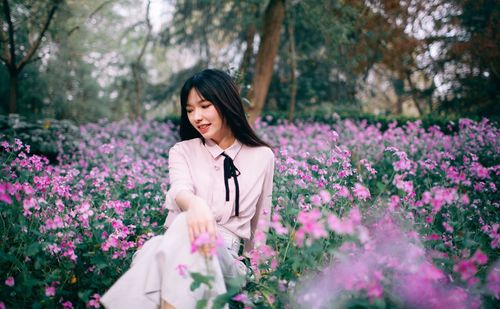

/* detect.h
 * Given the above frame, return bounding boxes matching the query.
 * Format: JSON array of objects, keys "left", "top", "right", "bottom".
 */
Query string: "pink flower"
[
  {"left": 327, "top": 214, "right": 355, "bottom": 235},
  {"left": 45, "top": 286, "right": 56, "bottom": 297},
  {"left": 487, "top": 262, "right": 500, "bottom": 299},
  {"left": 470, "top": 162, "right": 490, "bottom": 179},
  {"left": 232, "top": 293, "right": 249, "bottom": 303},
  {"left": 1, "top": 140, "right": 10, "bottom": 150},
  {"left": 319, "top": 190, "right": 331, "bottom": 204},
  {"left": 333, "top": 184, "right": 351, "bottom": 199},
  {"left": 176, "top": 264, "right": 188, "bottom": 277},
  {"left": 366, "top": 280, "right": 384, "bottom": 299},
  {"left": 353, "top": 183, "right": 370, "bottom": 201},
  {"left": 190, "top": 232, "right": 220, "bottom": 256},
  {"left": 443, "top": 222, "right": 454, "bottom": 233},
  {"left": 460, "top": 194, "right": 470, "bottom": 205},
  {"left": 87, "top": 293, "right": 101, "bottom": 308},
  {"left": 310, "top": 194, "right": 322, "bottom": 206},
  {"left": 360, "top": 159, "right": 377, "bottom": 174},
  {"left": 0, "top": 182, "right": 13, "bottom": 204},
  {"left": 427, "top": 234, "right": 440, "bottom": 241},
  {"left": 61, "top": 300, "right": 74, "bottom": 308},
  {"left": 296, "top": 209, "right": 327, "bottom": 246},
  {"left": 471, "top": 250, "right": 488, "bottom": 265},
  {"left": 5, "top": 276, "right": 14, "bottom": 287},
  {"left": 388, "top": 195, "right": 400, "bottom": 211},
  {"left": 454, "top": 260, "right": 477, "bottom": 281},
  {"left": 270, "top": 214, "right": 288, "bottom": 235},
  {"left": 0, "top": 301, "right": 5, "bottom": 309},
  {"left": 349, "top": 208, "right": 361, "bottom": 225},
  {"left": 421, "top": 191, "right": 432, "bottom": 204},
  {"left": 419, "top": 263, "right": 445, "bottom": 280}
]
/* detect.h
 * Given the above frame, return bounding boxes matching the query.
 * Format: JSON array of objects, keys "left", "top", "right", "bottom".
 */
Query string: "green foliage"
[
  {"left": 258, "top": 111, "right": 496, "bottom": 133},
  {"left": 1, "top": 0, "right": 498, "bottom": 123},
  {"left": 0, "top": 114, "right": 80, "bottom": 163},
  {"left": 190, "top": 272, "right": 214, "bottom": 291}
]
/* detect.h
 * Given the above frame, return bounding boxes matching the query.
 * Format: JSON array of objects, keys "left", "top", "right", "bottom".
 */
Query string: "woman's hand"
[{"left": 185, "top": 197, "right": 216, "bottom": 257}]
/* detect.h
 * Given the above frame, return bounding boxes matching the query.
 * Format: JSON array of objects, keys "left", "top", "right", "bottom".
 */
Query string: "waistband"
[{"left": 217, "top": 225, "right": 241, "bottom": 257}]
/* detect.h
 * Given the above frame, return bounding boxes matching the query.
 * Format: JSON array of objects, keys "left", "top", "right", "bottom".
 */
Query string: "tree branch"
[
  {"left": 89, "top": 0, "right": 114, "bottom": 19},
  {"left": 68, "top": 0, "right": 116, "bottom": 37},
  {"left": 2, "top": 0, "right": 15, "bottom": 68},
  {"left": 131, "top": 0, "right": 152, "bottom": 119},
  {"left": 0, "top": 24, "right": 10, "bottom": 65},
  {"left": 16, "top": 0, "right": 61, "bottom": 72},
  {"left": 119, "top": 21, "right": 146, "bottom": 41},
  {"left": 136, "top": 0, "right": 152, "bottom": 64}
]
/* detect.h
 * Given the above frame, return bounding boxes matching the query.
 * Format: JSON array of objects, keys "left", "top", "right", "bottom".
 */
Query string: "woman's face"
[{"left": 186, "top": 88, "right": 232, "bottom": 144}]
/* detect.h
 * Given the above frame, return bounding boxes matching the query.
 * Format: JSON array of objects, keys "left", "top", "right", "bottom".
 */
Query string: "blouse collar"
[{"left": 204, "top": 138, "right": 242, "bottom": 160}]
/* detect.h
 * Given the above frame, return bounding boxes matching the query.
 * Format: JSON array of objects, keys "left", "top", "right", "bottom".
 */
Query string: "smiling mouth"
[{"left": 198, "top": 124, "right": 210, "bottom": 133}]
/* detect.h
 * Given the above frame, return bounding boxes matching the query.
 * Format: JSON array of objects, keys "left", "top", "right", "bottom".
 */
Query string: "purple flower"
[
  {"left": 87, "top": 293, "right": 101, "bottom": 308},
  {"left": 176, "top": 264, "right": 188, "bottom": 277},
  {"left": 232, "top": 293, "right": 249, "bottom": 303},
  {"left": 353, "top": 183, "right": 371, "bottom": 201},
  {"left": 45, "top": 286, "right": 56, "bottom": 297},
  {"left": 487, "top": 262, "right": 500, "bottom": 299},
  {"left": 5, "top": 277, "right": 14, "bottom": 287}
]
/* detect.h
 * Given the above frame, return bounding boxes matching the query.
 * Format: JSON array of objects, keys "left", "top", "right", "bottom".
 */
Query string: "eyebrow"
[{"left": 186, "top": 99, "right": 207, "bottom": 107}]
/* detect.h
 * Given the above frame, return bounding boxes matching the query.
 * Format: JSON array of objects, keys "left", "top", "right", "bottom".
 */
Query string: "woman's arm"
[
  {"left": 175, "top": 191, "right": 216, "bottom": 244},
  {"left": 245, "top": 150, "right": 275, "bottom": 253},
  {"left": 167, "top": 145, "right": 216, "bottom": 251}
]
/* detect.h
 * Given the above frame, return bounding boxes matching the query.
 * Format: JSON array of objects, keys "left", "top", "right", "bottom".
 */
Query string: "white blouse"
[{"left": 163, "top": 138, "right": 275, "bottom": 252}]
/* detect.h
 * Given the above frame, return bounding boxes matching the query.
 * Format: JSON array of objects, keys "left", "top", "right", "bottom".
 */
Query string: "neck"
[{"left": 213, "top": 133, "right": 235, "bottom": 150}]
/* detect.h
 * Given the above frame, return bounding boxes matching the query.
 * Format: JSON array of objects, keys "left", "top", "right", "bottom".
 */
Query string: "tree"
[
  {"left": 0, "top": 0, "right": 62, "bottom": 114},
  {"left": 436, "top": 0, "right": 499, "bottom": 116},
  {"left": 246, "top": 0, "right": 286, "bottom": 124},
  {"left": 130, "top": 0, "right": 152, "bottom": 120}
]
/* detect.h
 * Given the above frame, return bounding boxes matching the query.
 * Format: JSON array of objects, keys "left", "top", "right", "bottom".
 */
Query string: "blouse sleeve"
[
  {"left": 245, "top": 150, "right": 275, "bottom": 252},
  {"left": 164, "top": 144, "right": 195, "bottom": 212}
]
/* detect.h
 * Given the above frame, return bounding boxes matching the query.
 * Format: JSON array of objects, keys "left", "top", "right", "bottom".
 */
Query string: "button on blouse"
[{"left": 163, "top": 138, "right": 275, "bottom": 252}]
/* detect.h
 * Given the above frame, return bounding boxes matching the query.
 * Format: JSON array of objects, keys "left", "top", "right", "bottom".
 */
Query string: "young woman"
[{"left": 101, "top": 69, "right": 275, "bottom": 308}]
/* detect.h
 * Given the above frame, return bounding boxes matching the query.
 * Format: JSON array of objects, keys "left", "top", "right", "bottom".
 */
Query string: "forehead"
[{"left": 186, "top": 88, "right": 207, "bottom": 106}]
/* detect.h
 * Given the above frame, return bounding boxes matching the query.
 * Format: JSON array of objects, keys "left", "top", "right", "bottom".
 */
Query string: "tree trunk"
[
  {"left": 404, "top": 71, "right": 424, "bottom": 116},
  {"left": 1, "top": 0, "right": 60, "bottom": 115},
  {"left": 130, "top": 0, "right": 151, "bottom": 120},
  {"left": 131, "top": 63, "right": 143, "bottom": 119},
  {"left": 287, "top": 13, "right": 297, "bottom": 122},
  {"left": 238, "top": 23, "right": 256, "bottom": 93},
  {"left": 8, "top": 70, "right": 17, "bottom": 113},
  {"left": 395, "top": 98, "right": 403, "bottom": 115},
  {"left": 247, "top": 0, "right": 285, "bottom": 125}
]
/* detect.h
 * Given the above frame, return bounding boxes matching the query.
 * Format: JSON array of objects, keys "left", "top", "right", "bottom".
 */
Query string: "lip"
[{"left": 197, "top": 124, "right": 210, "bottom": 134}]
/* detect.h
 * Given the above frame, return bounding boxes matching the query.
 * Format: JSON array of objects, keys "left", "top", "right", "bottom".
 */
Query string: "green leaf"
[
  {"left": 190, "top": 280, "right": 202, "bottom": 291},
  {"left": 25, "top": 242, "right": 41, "bottom": 256},
  {"left": 78, "top": 290, "right": 93, "bottom": 302},
  {"left": 189, "top": 272, "right": 214, "bottom": 291},
  {"left": 196, "top": 299, "right": 208, "bottom": 309}
]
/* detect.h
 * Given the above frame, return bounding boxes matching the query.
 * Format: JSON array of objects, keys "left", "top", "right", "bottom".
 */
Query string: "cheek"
[
  {"left": 187, "top": 113, "right": 196, "bottom": 126},
  {"left": 209, "top": 107, "right": 223, "bottom": 124}
]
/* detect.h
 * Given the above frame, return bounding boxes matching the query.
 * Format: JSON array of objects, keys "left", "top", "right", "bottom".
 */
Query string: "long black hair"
[{"left": 179, "top": 69, "right": 271, "bottom": 148}]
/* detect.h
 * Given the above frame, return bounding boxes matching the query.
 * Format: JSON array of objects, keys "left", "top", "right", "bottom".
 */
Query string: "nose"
[{"left": 192, "top": 108, "right": 203, "bottom": 122}]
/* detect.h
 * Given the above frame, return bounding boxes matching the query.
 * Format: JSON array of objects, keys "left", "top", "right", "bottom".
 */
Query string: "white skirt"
[{"left": 100, "top": 213, "right": 247, "bottom": 308}]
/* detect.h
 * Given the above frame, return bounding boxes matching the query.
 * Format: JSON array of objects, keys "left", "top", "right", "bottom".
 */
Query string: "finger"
[
  {"left": 192, "top": 224, "right": 201, "bottom": 241},
  {"left": 198, "top": 223, "right": 210, "bottom": 257},
  {"left": 202, "top": 244, "right": 210, "bottom": 258},
  {"left": 188, "top": 226, "right": 194, "bottom": 243},
  {"left": 207, "top": 222, "right": 216, "bottom": 241},
  {"left": 199, "top": 220, "right": 208, "bottom": 235}
]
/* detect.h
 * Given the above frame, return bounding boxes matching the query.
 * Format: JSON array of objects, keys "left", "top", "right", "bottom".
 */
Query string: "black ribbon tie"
[{"left": 221, "top": 153, "right": 241, "bottom": 216}]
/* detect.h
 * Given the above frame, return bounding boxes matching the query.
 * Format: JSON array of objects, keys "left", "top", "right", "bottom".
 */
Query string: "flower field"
[{"left": 1, "top": 117, "right": 499, "bottom": 308}]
